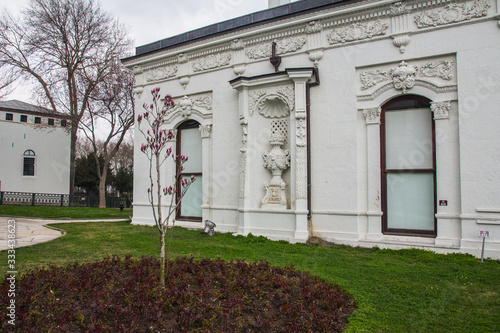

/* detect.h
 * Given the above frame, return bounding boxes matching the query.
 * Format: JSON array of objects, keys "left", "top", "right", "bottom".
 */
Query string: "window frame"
[
  {"left": 20, "top": 115, "right": 28, "bottom": 123},
  {"left": 5, "top": 113, "right": 13, "bottom": 121},
  {"left": 23, "top": 149, "right": 36, "bottom": 177},
  {"left": 176, "top": 120, "right": 203, "bottom": 222},
  {"left": 34, "top": 116, "right": 42, "bottom": 124},
  {"left": 48, "top": 118, "right": 55, "bottom": 126},
  {"left": 380, "top": 95, "right": 437, "bottom": 237}
]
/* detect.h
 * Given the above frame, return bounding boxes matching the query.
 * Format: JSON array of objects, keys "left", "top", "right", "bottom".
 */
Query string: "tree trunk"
[
  {"left": 159, "top": 230, "right": 166, "bottom": 288},
  {"left": 98, "top": 175, "right": 107, "bottom": 208}
]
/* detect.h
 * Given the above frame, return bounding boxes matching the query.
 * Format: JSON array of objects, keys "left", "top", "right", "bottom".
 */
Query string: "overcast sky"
[{"left": 0, "top": 0, "right": 279, "bottom": 102}]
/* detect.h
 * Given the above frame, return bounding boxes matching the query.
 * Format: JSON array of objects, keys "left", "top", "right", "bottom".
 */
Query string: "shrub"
[{"left": 0, "top": 256, "right": 355, "bottom": 332}]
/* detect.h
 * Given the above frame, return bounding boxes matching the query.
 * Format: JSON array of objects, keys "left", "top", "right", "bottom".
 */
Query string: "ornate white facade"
[{"left": 124, "top": 0, "right": 500, "bottom": 259}]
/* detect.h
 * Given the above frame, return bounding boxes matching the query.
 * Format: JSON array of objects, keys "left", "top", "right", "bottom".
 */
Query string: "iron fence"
[{"left": 0, "top": 191, "right": 131, "bottom": 208}]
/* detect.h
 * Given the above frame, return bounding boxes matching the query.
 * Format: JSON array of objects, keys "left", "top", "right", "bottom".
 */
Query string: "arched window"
[
  {"left": 381, "top": 96, "right": 436, "bottom": 236},
  {"left": 23, "top": 149, "right": 36, "bottom": 176},
  {"left": 176, "top": 120, "right": 202, "bottom": 221}
]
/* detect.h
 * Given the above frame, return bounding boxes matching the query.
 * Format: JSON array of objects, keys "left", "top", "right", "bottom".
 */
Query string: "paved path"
[{"left": 0, "top": 217, "right": 129, "bottom": 251}]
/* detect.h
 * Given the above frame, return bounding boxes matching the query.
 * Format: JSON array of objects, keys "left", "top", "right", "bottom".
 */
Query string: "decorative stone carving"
[
  {"left": 249, "top": 90, "right": 266, "bottom": 116},
  {"left": 360, "top": 70, "right": 390, "bottom": 90},
  {"left": 327, "top": 19, "right": 388, "bottom": 44},
  {"left": 262, "top": 133, "right": 290, "bottom": 208},
  {"left": 308, "top": 49, "right": 324, "bottom": 67},
  {"left": 420, "top": 60, "right": 454, "bottom": 80},
  {"left": 392, "top": 34, "right": 411, "bottom": 53},
  {"left": 135, "top": 86, "right": 144, "bottom": 99},
  {"left": 296, "top": 146, "right": 307, "bottom": 199},
  {"left": 193, "top": 96, "right": 213, "bottom": 111},
  {"left": 233, "top": 64, "right": 246, "bottom": 76},
  {"left": 178, "top": 96, "right": 193, "bottom": 118},
  {"left": 177, "top": 54, "right": 188, "bottom": 64},
  {"left": 363, "top": 107, "right": 381, "bottom": 124},
  {"left": 198, "top": 124, "right": 212, "bottom": 138},
  {"left": 296, "top": 118, "right": 307, "bottom": 147},
  {"left": 305, "top": 21, "right": 323, "bottom": 34},
  {"left": 179, "top": 76, "right": 190, "bottom": 89},
  {"left": 414, "top": 0, "right": 491, "bottom": 28},
  {"left": 389, "top": 1, "right": 410, "bottom": 16},
  {"left": 431, "top": 101, "right": 451, "bottom": 119},
  {"left": 230, "top": 39, "right": 245, "bottom": 50},
  {"left": 258, "top": 95, "right": 290, "bottom": 118},
  {"left": 246, "top": 37, "right": 307, "bottom": 59},
  {"left": 145, "top": 65, "right": 178, "bottom": 82},
  {"left": 240, "top": 117, "right": 248, "bottom": 144},
  {"left": 277, "top": 86, "right": 294, "bottom": 109},
  {"left": 239, "top": 148, "right": 247, "bottom": 199},
  {"left": 192, "top": 53, "right": 231, "bottom": 72},
  {"left": 271, "top": 119, "right": 289, "bottom": 144},
  {"left": 390, "top": 61, "right": 418, "bottom": 93}
]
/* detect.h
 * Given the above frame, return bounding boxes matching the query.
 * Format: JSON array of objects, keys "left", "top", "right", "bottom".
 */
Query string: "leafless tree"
[
  {"left": 0, "top": 0, "right": 131, "bottom": 195},
  {"left": 80, "top": 61, "right": 135, "bottom": 208}
]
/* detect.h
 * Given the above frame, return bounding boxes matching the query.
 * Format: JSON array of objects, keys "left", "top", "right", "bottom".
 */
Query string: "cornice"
[{"left": 125, "top": 0, "right": 496, "bottom": 87}]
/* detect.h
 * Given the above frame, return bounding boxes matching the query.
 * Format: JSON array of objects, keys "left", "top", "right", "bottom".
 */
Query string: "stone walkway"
[{"left": 0, "top": 216, "right": 128, "bottom": 251}]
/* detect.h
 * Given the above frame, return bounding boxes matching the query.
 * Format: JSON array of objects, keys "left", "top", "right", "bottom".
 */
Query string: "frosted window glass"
[
  {"left": 386, "top": 173, "right": 434, "bottom": 230},
  {"left": 181, "top": 175, "right": 202, "bottom": 217},
  {"left": 180, "top": 128, "right": 202, "bottom": 173},
  {"left": 385, "top": 109, "right": 432, "bottom": 170}
]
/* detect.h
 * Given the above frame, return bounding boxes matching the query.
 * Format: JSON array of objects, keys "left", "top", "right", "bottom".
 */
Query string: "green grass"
[
  {"left": 1, "top": 221, "right": 499, "bottom": 332},
  {"left": 0, "top": 205, "right": 132, "bottom": 219}
]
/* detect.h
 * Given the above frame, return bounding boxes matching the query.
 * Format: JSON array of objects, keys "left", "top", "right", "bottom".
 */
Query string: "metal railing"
[{"left": 0, "top": 191, "right": 131, "bottom": 208}]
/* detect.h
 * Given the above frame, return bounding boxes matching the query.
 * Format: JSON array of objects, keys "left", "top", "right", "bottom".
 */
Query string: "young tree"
[
  {"left": 80, "top": 62, "right": 135, "bottom": 208},
  {"left": 137, "top": 88, "right": 195, "bottom": 287},
  {"left": 0, "top": 0, "right": 131, "bottom": 195}
]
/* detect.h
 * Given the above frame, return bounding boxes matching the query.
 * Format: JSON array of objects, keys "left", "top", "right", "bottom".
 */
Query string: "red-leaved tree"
[{"left": 137, "top": 87, "right": 195, "bottom": 287}]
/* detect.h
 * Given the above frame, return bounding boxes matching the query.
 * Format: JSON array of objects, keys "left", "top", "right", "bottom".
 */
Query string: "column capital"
[
  {"left": 362, "top": 107, "right": 381, "bottom": 125},
  {"left": 431, "top": 101, "right": 451, "bottom": 120},
  {"left": 199, "top": 124, "right": 212, "bottom": 138}
]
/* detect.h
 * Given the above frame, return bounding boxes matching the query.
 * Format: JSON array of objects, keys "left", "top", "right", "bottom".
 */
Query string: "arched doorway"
[{"left": 381, "top": 95, "right": 436, "bottom": 236}]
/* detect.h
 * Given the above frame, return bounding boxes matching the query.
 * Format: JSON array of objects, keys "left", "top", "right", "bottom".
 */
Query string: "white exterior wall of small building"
[
  {"left": 0, "top": 112, "right": 71, "bottom": 194},
  {"left": 127, "top": 0, "right": 500, "bottom": 259}
]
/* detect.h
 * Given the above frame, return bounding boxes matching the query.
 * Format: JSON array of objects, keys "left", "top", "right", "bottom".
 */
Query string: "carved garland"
[
  {"left": 246, "top": 37, "right": 306, "bottom": 60},
  {"left": 327, "top": 19, "right": 388, "bottom": 44},
  {"left": 414, "top": 0, "right": 491, "bottom": 28}
]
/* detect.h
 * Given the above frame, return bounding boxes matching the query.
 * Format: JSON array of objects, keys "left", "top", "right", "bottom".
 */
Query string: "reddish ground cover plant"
[{"left": 0, "top": 256, "right": 355, "bottom": 332}]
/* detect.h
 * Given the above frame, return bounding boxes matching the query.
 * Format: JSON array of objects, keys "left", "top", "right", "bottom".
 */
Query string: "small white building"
[
  {"left": 0, "top": 100, "right": 71, "bottom": 198},
  {"left": 124, "top": 0, "right": 500, "bottom": 259}
]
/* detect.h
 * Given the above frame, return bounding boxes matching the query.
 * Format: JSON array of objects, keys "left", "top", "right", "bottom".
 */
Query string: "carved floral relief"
[
  {"left": 414, "top": 0, "right": 491, "bottom": 28},
  {"left": 327, "top": 19, "right": 388, "bottom": 44},
  {"left": 145, "top": 65, "right": 178, "bottom": 82},
  {"left": 360, "top": 70, "right": 390, "bottom": 90},
  {"left": 192, "top": 53, "right": 231, "bottom": 72},
  {"left": 246, "top": 37, "right": 306, "bottom": 60},
  {"left": 390, "top": 61, "right": 418, "bottom": 93},
  {"left": 420, "top": 60, "right": 454, "bottom": 80}
]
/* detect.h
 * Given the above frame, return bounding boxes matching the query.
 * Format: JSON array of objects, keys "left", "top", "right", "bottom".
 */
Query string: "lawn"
[
  {"left": 0, "top": 221, "right": 498, "bottom": 332},
  {"left": 0, "top": 205, "right": 132, "bottom": 219}
]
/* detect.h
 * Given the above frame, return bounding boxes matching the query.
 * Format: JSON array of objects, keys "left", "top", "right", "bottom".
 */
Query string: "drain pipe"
[{"left": 306, "top": 68, "right": 320, "bottom": 220}]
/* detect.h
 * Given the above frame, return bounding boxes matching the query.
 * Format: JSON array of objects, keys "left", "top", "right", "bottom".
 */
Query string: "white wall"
[{"left": 0, "top": 112, "right": 70, "bottom": 194}]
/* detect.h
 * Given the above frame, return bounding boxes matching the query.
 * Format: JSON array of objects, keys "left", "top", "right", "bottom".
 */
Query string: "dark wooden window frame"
[
  {"left": 380, "top": 95, "right": 437, "bottom": 237},
  {"left": 176, "top": 120, "right": 202, "bottom": 222},
  {"left": 20, "top": 115, "right": 28, "bottom": 123},
  {"left": 23, "top": 149, "right": 36, "bottom": 176},
  {"left": 6, "top": 113, "right": 13, "bottom": 121}
]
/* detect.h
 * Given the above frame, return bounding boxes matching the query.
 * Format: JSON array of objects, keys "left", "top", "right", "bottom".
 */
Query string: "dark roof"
[
  {"left": 124, "top": 0, "right": 362, "bottom": 61},
  {"left": 0, "top": 100, "right": 68, "bottom": 118}
]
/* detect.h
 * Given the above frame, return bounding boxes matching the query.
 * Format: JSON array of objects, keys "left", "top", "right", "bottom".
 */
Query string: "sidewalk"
[{"left": 0, "top": 217, "right": 129, "bottom": 251}]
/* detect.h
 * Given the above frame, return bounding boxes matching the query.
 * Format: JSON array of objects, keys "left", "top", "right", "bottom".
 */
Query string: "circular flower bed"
[{"left": 1, "top": 256, "right": 355, "bottom": 332}]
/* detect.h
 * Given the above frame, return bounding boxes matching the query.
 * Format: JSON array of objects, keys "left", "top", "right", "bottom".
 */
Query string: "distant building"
[
  {"left": 0, "top": 100, "right": 71, "bottom": 195},
  {"left": 124, "top": 0, "right": 500, "bottom": 259}
]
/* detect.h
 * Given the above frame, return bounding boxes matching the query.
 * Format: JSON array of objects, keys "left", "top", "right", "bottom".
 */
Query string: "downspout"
[{"left": 306, "top": 68, "right": 320, "bottom": 220}]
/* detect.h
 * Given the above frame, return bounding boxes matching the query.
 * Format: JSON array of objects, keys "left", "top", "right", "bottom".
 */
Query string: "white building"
[
  {"left": 0, "top": 100, "right": 71, "bottom": 198},
  {"left": 124, "top": 0, "right": 500, "bottom": 259}
]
